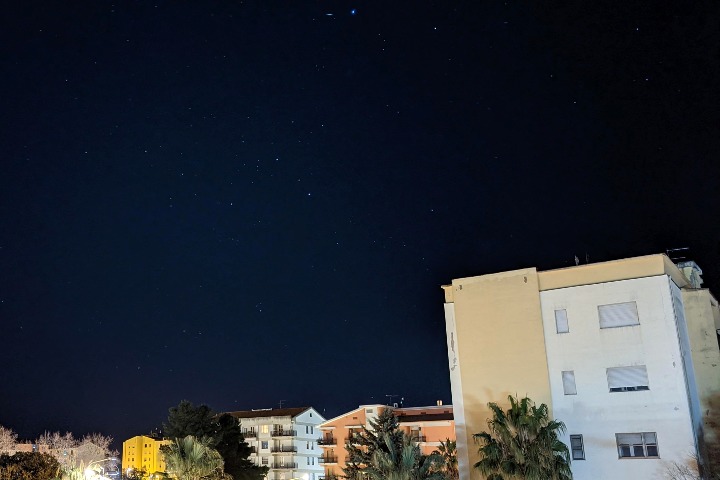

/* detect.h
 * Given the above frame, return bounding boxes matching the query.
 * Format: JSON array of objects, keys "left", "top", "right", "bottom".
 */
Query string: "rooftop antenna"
[
  {"left": 574, "top": 255, "right": 579, "bottom": 266},
  {"left": 585, "top": 253, "right": 590, "bottom": 264},
  {"left": 666, "top": 247, "right": 690, "bottom": 262},
  {"left": 385, "top": 394, "right": 398, "bottom": 406},
  {"left": 278, "top": 400, "right": 287, "bottom": 409}
]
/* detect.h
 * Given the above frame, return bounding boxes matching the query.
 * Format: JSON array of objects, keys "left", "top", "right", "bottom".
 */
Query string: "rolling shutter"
[
  {"left": 606, "top": 365, "right": 648, "bottom": 389},
  {"left": 555, "top": 309, "right": 569, "bottom": 333},
  {"left": 562, "top": 370, "right": 577, "bottom": 395},
  {"left": 598, "top": 301, "right": 639, "bottom": 328}
]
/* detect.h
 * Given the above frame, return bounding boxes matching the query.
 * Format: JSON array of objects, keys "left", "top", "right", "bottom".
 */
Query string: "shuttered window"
[
  {"left": 570, "top": 435, "right": 585, "bottom": 460},
  {"left": 555, "top": 309, "right": 569, "bottom": 333},
  {"left": 598, "top": 301, "right": 639, "bottom": 328},
  {"left": 606, "top": 365, "right": 649, "bottom": 392},
  {"left": 562, "top": 370, "right": 577, "bottom": 395}
]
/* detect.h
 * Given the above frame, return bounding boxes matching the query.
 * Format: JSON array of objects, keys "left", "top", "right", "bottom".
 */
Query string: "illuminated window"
[{"left": 260, "top": 425, "right": 269, "bottom": 434}]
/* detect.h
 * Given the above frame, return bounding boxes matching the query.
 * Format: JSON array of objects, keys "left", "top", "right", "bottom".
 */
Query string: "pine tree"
[{"left": 343, "top": 408, "right": 405, "bottom": 480}]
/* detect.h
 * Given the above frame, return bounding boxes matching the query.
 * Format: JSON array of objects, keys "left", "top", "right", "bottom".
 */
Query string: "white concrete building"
[
  {"left": 442, "top": 254, "right": 720, "bottom": 479},
  {"left": 226, "top": 407, "right": 325, "bottom": 480}
]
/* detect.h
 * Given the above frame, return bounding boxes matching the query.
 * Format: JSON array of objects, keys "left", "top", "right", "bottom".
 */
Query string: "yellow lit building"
[{"left": 122, "top": 435, "right": 171, "bottom": 477}]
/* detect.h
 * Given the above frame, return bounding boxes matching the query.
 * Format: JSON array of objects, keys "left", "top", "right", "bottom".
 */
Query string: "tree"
[
  {"left": 364, "top": 432, "right": 444, "bottom": 480},
  {"left": 0, "top": 426, "right": 17, "bottom": 455},
  {"left": 35, "top": 431, "right": 77, "bottom": 469},
  {"left": 344, "top": 408, "right": 404, "bottom": 480},
  {"left": 75, "top": 433, "right": 114, "bottom": 467},
  {"left": 213, "top": 414, "right": 261, "bottom": 480},
  {"left": 0, "top": 452, "right": 61, "bottom": 480},
  {"left": 164, "top": 401, "right": 267, "bottom": 480},
  {"left": 473, "top": 395, "right": 572, "bottom": 480},
  {"left": 164, "top": 401, "right": 218, "bottom": 441},
  {"left": 161, "top": 435, "right": 229, "bottom": 480},
  {"left": 432, "top": 439, "right": 458, "bottom": 480}
]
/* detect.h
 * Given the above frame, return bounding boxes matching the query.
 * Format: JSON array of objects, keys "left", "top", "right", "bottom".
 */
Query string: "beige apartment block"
[
  {"left": 443, "top": 254, "right": 720, "bottom": 480},
  {"left": 317, "top": 404, "right": 455, "bottom": 480}
]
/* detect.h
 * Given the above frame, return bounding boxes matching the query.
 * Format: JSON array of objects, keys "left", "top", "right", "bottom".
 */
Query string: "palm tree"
[
  {"left": 473, "top": 395, "right": 572, "bottom": 480},
  {"left": 161, "top": 436, "right": 229, "bottom": 480},
  {"left": 432, "top": 439, "right": 458, "bottom": 480},
  {"left": 365, "top": 432, "right": 444, "bottom": 480}
]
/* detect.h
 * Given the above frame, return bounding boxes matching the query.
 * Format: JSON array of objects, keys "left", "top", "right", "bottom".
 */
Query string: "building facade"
[
  {"left": 442, "top": 254, "right": 720, "bottom": 479},
  {"left": 226, "top": 407, "right": 325, "bottom": 480},
  {"left": 121, "top": 435, "right": 170, "bottom": 477},
  {"left": 317, "top": 404, "right": 455, "bottom": 480}
]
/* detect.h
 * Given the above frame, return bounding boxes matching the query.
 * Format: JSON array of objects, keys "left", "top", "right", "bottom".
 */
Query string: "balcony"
[
  {"left": 411, "top": 435, "right": 427, "bottom": 443},
  {"left": 243, "top": 431, "right": 257, "bottom": 439},
  {"left": 318, "top": 437, "right": 336, "bottom": 446},
  {"left": 271, "top": 429, "right": 297, "bottom": 438},
  {"left": 271, "top": 462, "right": 298, "bottom": 470},
  {"left": 271, "top": 446, "right": 297, "bottom": 454},
  {"left": 319, "top": 455, "right": 338, "bottom": 464}
]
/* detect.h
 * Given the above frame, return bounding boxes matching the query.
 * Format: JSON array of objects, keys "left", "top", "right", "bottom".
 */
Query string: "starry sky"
[{"left": 1, "top": 1, "right": 719, "bottom": 448}]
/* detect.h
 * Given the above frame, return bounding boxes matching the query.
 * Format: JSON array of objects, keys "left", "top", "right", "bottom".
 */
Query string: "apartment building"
[
  {"left": 442, "top": 254, "right": 720, "bottom": 479},
  {"left": 226, "top": 407, "right": 325, "bottom": 480},
  {"left": 121, "top": 435, "right": 170, "bottom": 477},
  {"left": 317, "top": 404, "right": 455, "bottom": 480}
]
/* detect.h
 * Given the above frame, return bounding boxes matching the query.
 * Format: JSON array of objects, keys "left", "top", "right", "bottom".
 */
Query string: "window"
[
  {"left": 260, "top": 425, "right": 269, "bottom": 434},
  {"left": 570, "top": 435, "right": 585, "bottom": 460},
  {"left": 562, "top": 371, "right": 577, "bottom": 395},
  {"left": 262, "top": 457, "right": 268, "bottom": 465},
  {"left": 555, "top": 309, "right": 569, "bottom": 333},
  {"left": 261, "top": 441, "right": 268, "bottom": 450},
  {"left": 599, "top": 301, "right": 639, "bottom": 328},
  {"left": 307, "top": 457, "right": 310, "bottom": 465},
  {"left": 616, "top": 432, "right": 658, "bottom": 458},
  {"left": 366, "top": 408, "right": 374, "bottom": 413},
  {"left": 607, "top": 365, "right": 649, "bottom": 392},
  {"left": 311, "top": 426, "right": 314, "bottom": 434}
]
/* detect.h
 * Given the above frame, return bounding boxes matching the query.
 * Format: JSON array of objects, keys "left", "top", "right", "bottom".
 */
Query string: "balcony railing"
[
  {"left": 271, "top": 462, "right": 298, "bottom": 470},
  {"left": 243, "top": 431, "right": 257, "bottom": 438},
  {"left": 411, "top": 435, "right": 427, "bottom": 443},
  {"left": 319, "top": 455, "right": 338, "bottom": 464},
  {"left": 271, "top": 446, "right": 297, "bottom": 453},
  {"left": 318, "top": 437, "right": 336, "bottom": 446},
  {"left": 271, "top": 429, "right": 297, "bottom": 437}
]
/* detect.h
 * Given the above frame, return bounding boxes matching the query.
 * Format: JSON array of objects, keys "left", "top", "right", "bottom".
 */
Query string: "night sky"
[{"left": 2, "top": 1, "right": 719, "bottom": 449}]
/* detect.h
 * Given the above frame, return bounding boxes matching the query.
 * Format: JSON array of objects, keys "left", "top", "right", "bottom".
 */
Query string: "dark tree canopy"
[
  {"left": 163, "top": 400, "right": 267, "bottom": 480},
  {"left": 474, "top": 395, "right": 572, "bottom": 480},
  {"left": 164, "top": 400, "right": 218, "bottom": 441},
  {"left": 0, "top": 452, "right": 61, "bottom": 480},
  {"left": 343, "top": 408, "right": 405, "bottom": 480}
]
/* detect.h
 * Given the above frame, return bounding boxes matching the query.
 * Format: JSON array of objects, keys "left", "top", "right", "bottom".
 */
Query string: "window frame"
[
  {"left": 616, "top": 432, "right": 658, "bottom": 458},
  {"left": 569, "top": 434, "right": 585, "bottom": 460}
]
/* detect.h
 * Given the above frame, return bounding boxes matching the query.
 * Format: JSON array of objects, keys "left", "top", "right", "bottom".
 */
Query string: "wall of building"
[
  {"left": 539, "top": 275, "right": 697, "bottom": 479},
  {"left": 442, "top": 268, "right": 551, "bottom": 480},
  {"left": 318, "top": 405, "right": 455, "bottom": 478},
  {"left": 238, "top": 409, "right": 324, "bottom": 480},
  {"left": 122, "top": 436, "right": 169, "bottom": 476},
  {"left": 683, "top": 288, "right": 720, "bottom": 472}
]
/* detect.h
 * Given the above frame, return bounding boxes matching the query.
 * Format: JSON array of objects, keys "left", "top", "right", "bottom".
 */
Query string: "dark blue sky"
[{"left": 1, "top": 1, "right": 719, "bottom": 448}]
